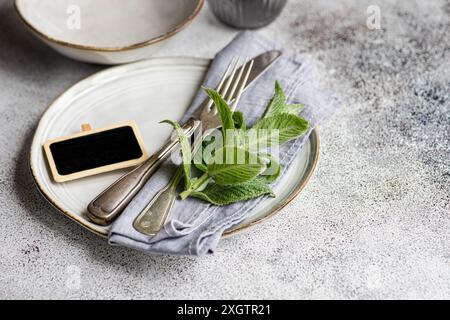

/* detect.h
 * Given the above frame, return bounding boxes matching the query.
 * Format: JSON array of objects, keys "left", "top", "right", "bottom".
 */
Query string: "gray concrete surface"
[{"left": 0, "top": 0, "right": 449, "bottom": 299}]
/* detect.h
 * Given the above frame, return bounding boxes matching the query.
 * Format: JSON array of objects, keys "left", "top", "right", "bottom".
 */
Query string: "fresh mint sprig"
[{"left": 162, "top": 81, "right": 309, "bottom": 206}]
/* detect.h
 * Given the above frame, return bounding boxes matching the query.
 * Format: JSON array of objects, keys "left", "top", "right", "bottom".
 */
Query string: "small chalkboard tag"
[{"left": 43, "top": 121, "right": 148, "bottom": 183}]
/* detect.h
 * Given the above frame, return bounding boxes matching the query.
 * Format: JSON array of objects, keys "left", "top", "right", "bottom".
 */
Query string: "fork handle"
[{"left": 86, "top": 118, "right": 198, "bottom": 225}]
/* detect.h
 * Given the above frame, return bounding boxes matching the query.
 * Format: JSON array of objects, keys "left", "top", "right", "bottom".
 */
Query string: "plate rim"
[
  {"left": 28, "top": 56, "right": 320, "bottom": 239},
  {"left": 222, "top": 130, "right": 319, "bottom": 237}
]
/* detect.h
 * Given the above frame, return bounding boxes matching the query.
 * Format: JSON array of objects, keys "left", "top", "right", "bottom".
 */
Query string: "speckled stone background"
[{"left": 0, "top": 0, "right": 449, "bottom": 299}]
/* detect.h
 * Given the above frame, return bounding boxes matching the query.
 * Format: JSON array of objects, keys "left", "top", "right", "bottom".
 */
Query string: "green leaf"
[
  {"left": 194, "top": 161, "right": 207, "bottom": 173},
  {"left": 258, "top": 154, "right": 282, "bottom": 184},
  {"left": 203, "top": 87, "right": 234, "bottom": 131},
  {"left": 199, "top": 129, "right": 224, "bottom": 167},
  {"left": 207, "top": 147, "right": 265, "bottom": 185},
  {"left": 262, "top": 80, "right": 286, "bottom": 118},
  {"left": 285, "top": 103, "right": 305, "bottom": 115},
  {"left": 161, "top": 120, "right": 191, "bottom": 189},
  {"left": 189, "top": 180, "right": 275, "bottom": 206},
  {"left": 260, "top": 81, "right": 305, "bottom": 119},
  {"left": 193, "top": 143, "right": 208, "bottom": 172},
  {"left": 232, "top": 111, "right": 246, "bottom": 130},
  {"left": 251, "top": 113, "right": 309, "bottom": 147}
]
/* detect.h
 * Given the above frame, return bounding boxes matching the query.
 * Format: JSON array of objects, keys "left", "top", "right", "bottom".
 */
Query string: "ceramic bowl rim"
[{"left": 14, "top": 0, "right": 205, "bottom": 52}]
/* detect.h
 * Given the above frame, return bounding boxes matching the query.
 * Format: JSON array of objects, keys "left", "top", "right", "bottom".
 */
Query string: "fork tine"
[
  {"left": 224, "top": 56, "right": 247, "bottom": 103},
  {"left": 230, "top": 59, "right": 254, "bottom": 112},
  {"left": 205, "top": 57, "right": 237, "bottom": 111},
  {"left": 218, "top": 57, "right": 241, "bottom": 98},
  {"left": 212, "top": 58, "right": 241, "bottom": 115}
]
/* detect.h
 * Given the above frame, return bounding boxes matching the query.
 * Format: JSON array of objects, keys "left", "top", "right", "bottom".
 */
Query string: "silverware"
[
  {"left": 133, "top": 56, "right": 255, "bottom": 236},
  {"left": 133, "top": 166, "right": 184, "bottom": 235},
  {"left": 86, "top": 51, "right": 282, "bottom": 225}
]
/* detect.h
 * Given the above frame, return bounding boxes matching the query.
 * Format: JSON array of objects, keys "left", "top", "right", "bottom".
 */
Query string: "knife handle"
[{"left": 86, "top": 118, "right": 197, "bottom": 225}]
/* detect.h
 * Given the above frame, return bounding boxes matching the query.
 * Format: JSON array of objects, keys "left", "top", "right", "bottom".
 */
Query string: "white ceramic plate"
[
  {"left": 15, "top": 0, "right": 204, "bottom": 64},
  {"left": 29, "top": 57, "right": 319, "bottom": 238}
]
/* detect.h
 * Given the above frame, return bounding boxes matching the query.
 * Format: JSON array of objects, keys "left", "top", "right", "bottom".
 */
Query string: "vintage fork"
[
  {"left": 87, "top": 57, "right": 255, "bottom": 225},
  {"left": 132, "top": 57, "right": 255, "bottom": 236}
]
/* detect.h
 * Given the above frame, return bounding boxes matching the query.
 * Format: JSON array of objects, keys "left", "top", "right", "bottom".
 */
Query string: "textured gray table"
[{"left": 1, "top": 0, "right": 449, "bottom": 299}]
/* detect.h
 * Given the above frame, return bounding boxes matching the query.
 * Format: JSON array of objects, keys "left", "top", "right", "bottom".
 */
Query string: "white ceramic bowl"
[{"left": 15, "top": 0, "right": 204, "bottom": 64}]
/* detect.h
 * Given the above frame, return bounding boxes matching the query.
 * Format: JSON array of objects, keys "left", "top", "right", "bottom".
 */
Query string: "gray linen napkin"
[{"left": 109, "top": 31, "right": 339, "bottom": 255}]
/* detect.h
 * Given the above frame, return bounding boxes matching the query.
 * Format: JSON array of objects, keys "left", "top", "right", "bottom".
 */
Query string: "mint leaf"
[
  {"left": 260, "top": 81, "right": 305, "bottom": 119},
  {"left": 193, "top": 141, "right": 209, "bottom": 172},
  {"left": 194, "top": 161, "right": 208, "bottom": 173},
  {"left": 251, "top": 113, "right": 309, "bottom": 147},
  {"left": 232, "top": 111, "right": 246, "bottom": 130},
  {"left": 262, "top": 80, "right": 286, "bottom": 118},
  {"left": 207, "top": 146, "right": 265, "bottom": 185},
  {"left": 189, "top": 180, "right": 275, "bottom": 206},
  {"left": 203, "top": 87, "right": 234, "bottom": 131},
  {"left": 161, "top": 120, "right": 191, "bottom": 189},
  {"left": 285, "top": 103, "right": 305, "bottom": 115},
  {"left": 258, "top": 154, "right": 281, "bottom": 184},
  {"left": 194, "top": 133, "right": 217, "bottom": 169}
]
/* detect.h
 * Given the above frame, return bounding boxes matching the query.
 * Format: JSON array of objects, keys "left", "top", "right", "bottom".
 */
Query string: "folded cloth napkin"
[{"left": 109, "top": 31, "right": 339, "bottom": 255}]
